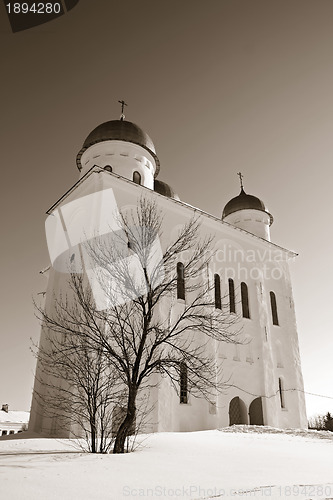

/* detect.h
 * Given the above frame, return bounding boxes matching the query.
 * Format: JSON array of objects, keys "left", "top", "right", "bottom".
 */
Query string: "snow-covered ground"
[{"left": 0, "top": 426, "right": 332, "bottom": 500}]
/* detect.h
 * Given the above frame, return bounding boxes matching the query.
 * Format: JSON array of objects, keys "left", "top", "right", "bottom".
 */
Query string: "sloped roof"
[{"left": 0, "top": 410, "right": 29, "bottom": 424}]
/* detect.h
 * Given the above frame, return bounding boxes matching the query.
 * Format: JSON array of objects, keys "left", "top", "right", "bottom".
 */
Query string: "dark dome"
[
  {"left": 154, "top": 179, "right": 178, "bottom": 199},
  {"left": 76, "top": 120, "right": 160, "bottom": 175},
  {"left": 222, "top": 188, "right": 273, "bottom": 224}
]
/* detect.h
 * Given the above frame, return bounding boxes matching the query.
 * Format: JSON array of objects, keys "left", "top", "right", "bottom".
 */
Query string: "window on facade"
[
  {"left": 233, "top": 343, "right": 240, "bottom": 361},
  {"left": 228, "top": 278, "right": 235, "bottom": 313},
  {"left": 214, "top": 274, "right": 222, "bottom": 309},
  {"left": 270, "top": 291, "right": 279, "bottom": 325},
  {"left": 133, "top": 171, "right": 141, "bottom": 185},
  {"left": 245, "top": 334, "right": 253, "bottom": 364},
  {"left": 241, "top": 282, "right": 250, "bottom": 319},
  {"left": 180, "top": 362, "right": 188, "bottom": 404},
  {"left": 1, "top": 430, "right": 7, "bottom": 436},
  {"left": 177, "top": 262, "right": 185, "bottom": 300},
  {"left": 279, "top": 378, "right": 285, "bottom": 408},
  {"left": 9, "top": 430, "right": 14, "bottom": 435},
  {"left": 276, "top": 340, "right": 283, "bottom": 368},
  {"left": 104, "top": 165, "right": 112, "bottom": 172}
]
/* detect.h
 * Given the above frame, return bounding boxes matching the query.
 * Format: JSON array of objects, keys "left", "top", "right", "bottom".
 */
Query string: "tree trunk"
[
  {"left": 113, "top": 387, "right": 137, "bottom": 454},
  {"left": 90, "top": 419, "right": 97, "bottom": 453}
]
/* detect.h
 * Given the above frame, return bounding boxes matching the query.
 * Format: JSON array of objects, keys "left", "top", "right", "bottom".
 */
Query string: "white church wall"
[
  {"left": 30, "top": 168, "right": 307, "bottom": 436},
  {"left": 29, "top": 269, "right": 86, "bottom": 436},
  {"left": 257, "top": 260, "right": 307, "bottom": 428}
]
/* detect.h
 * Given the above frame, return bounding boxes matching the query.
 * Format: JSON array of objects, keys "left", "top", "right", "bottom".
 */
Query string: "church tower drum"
[
  {"left": 222, "top": 174, "right": 273, "bottom": 241},
  {"left": 76, "top": 119, "right": 160, "bottom": 189}
]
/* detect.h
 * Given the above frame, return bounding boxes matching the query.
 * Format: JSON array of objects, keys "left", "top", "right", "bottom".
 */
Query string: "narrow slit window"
[
  {"left": 279, "top": 377, "right": 285, "bottom": 408},
  {"left": 270, "top": 291, "right": 279, "bottom": 325},
  {"left": 214, "top": 274, "right": 222, "bottom": 309},
  {"left": 133, "top": 171, "right": 141, "bottom": 185},
  {"left": 241, "top": 282, "right": 250, "bottom": 319},
  {"left": 228, "top": 278, "right": 235, "bottom": 313},
  {"left": 180, "top": 362, "right": 188, "bottom": 404},
  {"left": 177, "top": 262, "right": 185, "bottom": 300}
]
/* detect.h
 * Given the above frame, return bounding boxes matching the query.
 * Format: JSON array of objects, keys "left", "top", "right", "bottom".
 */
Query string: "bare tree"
[
  {"left": 37, "top": 197, "right": 241, "bottom": 454},
  {"left": 32, "top": 316, "right": 124, "bottom": 453}
]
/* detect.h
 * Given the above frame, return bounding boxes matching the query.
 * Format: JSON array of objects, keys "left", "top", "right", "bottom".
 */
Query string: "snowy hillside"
[{"left": 0, "top": 426, "right": 332, "bottom": 500}]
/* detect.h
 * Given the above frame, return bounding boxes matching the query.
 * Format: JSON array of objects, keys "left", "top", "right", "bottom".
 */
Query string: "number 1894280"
[{"left": 6, "top": 3, "right": 62, "bottom": 14}]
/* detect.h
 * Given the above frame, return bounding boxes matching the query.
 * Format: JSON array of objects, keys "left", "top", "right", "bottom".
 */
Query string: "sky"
[{"left": 0, "top": 0, "right": 332, "bottom": 418}]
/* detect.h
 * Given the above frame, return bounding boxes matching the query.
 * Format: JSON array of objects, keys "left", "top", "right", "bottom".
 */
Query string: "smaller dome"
[
  {"left": 76, "top": 120, "right": 160, "bottom": 175},
  {"left": 154, "top": 179, "right": 178, "bottom": 199},
  {"left": 222, "top": 188, "right": 273, "bottom": 224}
]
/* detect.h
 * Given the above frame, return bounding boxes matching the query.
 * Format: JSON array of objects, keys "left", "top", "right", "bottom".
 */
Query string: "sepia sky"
[{"left": 0, "top": 0, "right": 332, "bottom": 418}]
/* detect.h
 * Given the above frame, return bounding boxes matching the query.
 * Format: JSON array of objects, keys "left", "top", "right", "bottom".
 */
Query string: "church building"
[{"left": 29, "top": 112, "right": 307, "bottom": 435}]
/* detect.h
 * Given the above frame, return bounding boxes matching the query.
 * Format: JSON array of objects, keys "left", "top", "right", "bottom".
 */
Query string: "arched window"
[
  {"left": 180, "top": 362, "right": 188, "bottom": 404},
  {"left": 177, "top": 262, "right": 185, "bottom": 300},
  {"left": 104, "top": 165, "right": 112, "bottom": 172},
  {"left": 241, "top": 282, "right": 250, "bottom": 319},
  {"left": 133, "top": 171, "right": 141, "bottom": 185},
  {"left": 228, "top": 278, "right": 235, "bottom": 313},
  {"left": 270, "top": 291, "right": 279, "bottom": 325},
  {"left": 278, "top": 377, "right": 285, "bottom": 408},
  {"left": 214, "top": 274, "right": 222, "bottom": 309}
]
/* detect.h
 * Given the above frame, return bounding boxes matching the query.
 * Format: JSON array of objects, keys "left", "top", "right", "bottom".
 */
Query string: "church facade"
[{"left": 29, "top": 117, "right": 307, "bottom": 435}]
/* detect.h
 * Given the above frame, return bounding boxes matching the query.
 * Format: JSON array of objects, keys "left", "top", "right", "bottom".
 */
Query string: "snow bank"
[{"left": 0, "top": 427, "right": 332, "bottom": 499}]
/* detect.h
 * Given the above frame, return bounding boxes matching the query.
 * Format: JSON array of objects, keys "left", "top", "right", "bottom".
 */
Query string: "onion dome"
[
  {"left": 76, "top": 120, "right": 160, "bottom": 175},
  {"left": 222, "top": 188, "right": 273, "bottom": 225},
  {"left": 154, "top": 179, "right": 179, "bottom": 199}
]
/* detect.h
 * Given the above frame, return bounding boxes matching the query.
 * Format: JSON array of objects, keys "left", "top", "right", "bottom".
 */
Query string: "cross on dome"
[
  {"left": 118, "top": 100, "right": 128, "bottom": 121},
  {"left": 237, "top": 172, "right": 244, "bottom": 190}
]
